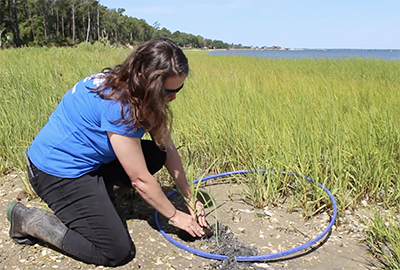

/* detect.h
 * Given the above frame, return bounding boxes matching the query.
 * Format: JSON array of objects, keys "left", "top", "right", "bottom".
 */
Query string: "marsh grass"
[
  {"left": 365, "top": 211, "right": 400, "bottom": 269},
  {"left": 1, "top": 46, "right": 399, "bottom": 266},
  {"left": 0, "top": 45, "right": 130, "bottom": 174},
  {"left": 2, "top": 47, "right": 399, "bottom": 212},
  {"left": 173, "top": 52, "right": 400, "bottom": 215}
]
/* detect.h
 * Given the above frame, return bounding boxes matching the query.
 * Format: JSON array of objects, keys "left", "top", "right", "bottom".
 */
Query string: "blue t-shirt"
[{"left": 28, "top": 73, "right": 145, "bottom": 178}]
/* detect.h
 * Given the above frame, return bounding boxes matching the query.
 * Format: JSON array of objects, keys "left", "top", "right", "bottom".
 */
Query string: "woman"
[{"left": 7, "top": 38, "right": 206, "bottom": 267}]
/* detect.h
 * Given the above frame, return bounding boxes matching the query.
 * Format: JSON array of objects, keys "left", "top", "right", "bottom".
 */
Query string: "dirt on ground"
[{"left": 0, "top": 172, "right": 380, "bottom": 270}]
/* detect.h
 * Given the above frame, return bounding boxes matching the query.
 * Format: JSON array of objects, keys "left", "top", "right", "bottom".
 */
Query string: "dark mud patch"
[
  {"left": 176, "top": 222, "right": 266, "bottom": 269},
  {"left": 206, "top": 223, "right": 262, "bottom": 270}
]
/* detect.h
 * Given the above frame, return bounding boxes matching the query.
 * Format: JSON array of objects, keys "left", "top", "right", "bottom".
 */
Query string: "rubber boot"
[{"left": 7, "top": 202, "right": 67, "bottom": 250}]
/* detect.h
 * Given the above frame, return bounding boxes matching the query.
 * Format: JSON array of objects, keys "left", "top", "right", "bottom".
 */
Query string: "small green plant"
[
  {"left": 364, "top": 210, "right": 400, "bottom": 269},
  {"left": 177, "top": 148, "right": 219, "bottom": 242},
  {"left": 243, "top": 171, "right": 269, "bottom": 208},
  {"left": 242, "top": 168, "right": 287, "bottom": 209},
  {"left": 227, "top": 184, "right": 234, "bottom": 201}
]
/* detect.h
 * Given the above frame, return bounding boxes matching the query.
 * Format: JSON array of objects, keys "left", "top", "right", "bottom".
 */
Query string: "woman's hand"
[
  {"left": 186, "top": 199, "right": 207, "bottom": 228},
  {"left": 169, "top": 210, "right": 205, "bottom": 237}
]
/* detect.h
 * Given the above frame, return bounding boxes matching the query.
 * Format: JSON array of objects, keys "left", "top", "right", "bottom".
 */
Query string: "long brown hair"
[{"left": 93, "top": 38, "right": 189, "bottom": 146}]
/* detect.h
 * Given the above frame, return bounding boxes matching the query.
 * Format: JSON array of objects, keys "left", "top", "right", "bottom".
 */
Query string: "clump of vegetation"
[
  {"left": 365, "top": 211, "right": 400, "bottom": 269},
  {"left": 175, "top": 148, "right": 218, "bottom": 241}
]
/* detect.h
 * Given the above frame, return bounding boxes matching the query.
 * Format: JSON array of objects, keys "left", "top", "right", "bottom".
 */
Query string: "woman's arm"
[
  {"left": 162, "top": 132, "right": 207, "bottom": 227},
  {"left": 108, "top": 131, "right": 205, "bottom": 236}
]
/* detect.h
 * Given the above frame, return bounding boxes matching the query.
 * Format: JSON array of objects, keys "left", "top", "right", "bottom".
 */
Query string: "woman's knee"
[{"left": 105, "top": 241, "right": 136, "bottom": 267}]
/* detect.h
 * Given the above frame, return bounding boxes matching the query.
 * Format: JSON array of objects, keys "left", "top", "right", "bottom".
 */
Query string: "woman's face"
[{"left": 164, "top": 75, "right": 186, "bottom": 102}]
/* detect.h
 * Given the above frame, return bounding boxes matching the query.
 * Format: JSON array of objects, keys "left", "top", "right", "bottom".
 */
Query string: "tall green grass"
[
  {"left": 0, "top": 44, "right": 131, "bottom": 173},
  {"left": 2, "top": 46, "right": 399, "bottom": 267},
  {"left": 174, "top": 52, "right": 400, "bottom": 214},
  {"left": 1, "top": 47, "right": 399, "bottom": 214}
]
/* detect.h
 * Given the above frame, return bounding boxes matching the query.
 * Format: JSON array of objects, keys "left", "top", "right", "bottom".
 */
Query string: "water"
[{"left": 208, "top": 49, "right": 400, "bottom": 61}]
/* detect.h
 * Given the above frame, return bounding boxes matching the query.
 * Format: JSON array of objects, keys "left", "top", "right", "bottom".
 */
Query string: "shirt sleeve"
[{"left": 100, "top": 99, "right": 145, "bottom": 138}]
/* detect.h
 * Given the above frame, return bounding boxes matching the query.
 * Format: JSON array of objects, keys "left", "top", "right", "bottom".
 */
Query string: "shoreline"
[{"left": 185, "top": 48, "right": 400, "bottom": 51}]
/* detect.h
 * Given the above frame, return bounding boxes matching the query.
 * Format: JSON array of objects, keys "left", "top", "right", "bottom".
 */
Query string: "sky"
[{"left": 99, "top": 0, "right": 400, "bottom": 49}]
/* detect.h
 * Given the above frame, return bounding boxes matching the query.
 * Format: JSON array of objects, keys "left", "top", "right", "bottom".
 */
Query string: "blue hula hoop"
[{"left": 154, "top": 169, "right": 337, "bottom": 261}]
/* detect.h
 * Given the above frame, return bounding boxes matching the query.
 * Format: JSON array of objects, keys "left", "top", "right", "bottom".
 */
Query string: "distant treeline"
[{"left": 0, "top": 0, "right": 246, "bottom": 49}]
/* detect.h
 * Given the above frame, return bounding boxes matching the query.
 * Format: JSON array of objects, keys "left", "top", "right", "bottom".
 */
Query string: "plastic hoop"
[{"left": 155, "top": 169, "right": 337, "bottom": 261}]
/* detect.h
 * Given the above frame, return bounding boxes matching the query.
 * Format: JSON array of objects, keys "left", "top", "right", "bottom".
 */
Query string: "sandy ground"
[{"left": 0, "top": 172, "right": 379, "bottom": 270}]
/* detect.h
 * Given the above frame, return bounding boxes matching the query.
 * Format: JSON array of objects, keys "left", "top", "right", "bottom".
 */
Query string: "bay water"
[{"left": 208, "top": 49, "right": 400, "bottom": 61}]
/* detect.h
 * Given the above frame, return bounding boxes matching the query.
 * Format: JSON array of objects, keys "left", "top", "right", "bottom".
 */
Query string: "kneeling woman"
[{"left": 7, "top": 38, "right": 206, "bottom": 267}]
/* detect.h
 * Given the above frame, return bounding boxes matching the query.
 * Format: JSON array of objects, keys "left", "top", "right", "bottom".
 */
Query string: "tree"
[
  {"left": 0, "top": 0, "right": 239, "bottom": 48},
  {"left": 7, "top": 0, "right": 21, "bottom": 47},
  {"left": 96, "top": 2, "right": 99, "bottom": 40},
  {"left": 71, "top": 0, "right": 78, "bottom": 44},
  {"left": 0, "top": 27, "right": 4, "bottom": 48},
  {"left": 37, "top": 0, "right": 49, "bottom": 41},
  {"left": 212, "top": 40, "right": 229, "bottom": 49},
  {"left": 0, "top": 0, "right": 6, "bottom": 47},
  {"left": 156, "top": 27, "right": 172, "bottom": 39}
]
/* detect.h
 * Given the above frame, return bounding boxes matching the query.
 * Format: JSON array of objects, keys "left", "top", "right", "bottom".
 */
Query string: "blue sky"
[{"left": 99, "top": 0, "right": 400, "bottom": 49}]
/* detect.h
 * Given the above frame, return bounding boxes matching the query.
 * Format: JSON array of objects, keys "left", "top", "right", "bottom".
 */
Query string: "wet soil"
[{"left": 0, "top": 172, "right": 379, "bottom": 269}]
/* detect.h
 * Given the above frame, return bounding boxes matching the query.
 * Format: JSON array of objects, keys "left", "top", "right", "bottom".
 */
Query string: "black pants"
[{"left": 28, "top": 140, "right": 166, "bottom": 266}]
